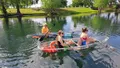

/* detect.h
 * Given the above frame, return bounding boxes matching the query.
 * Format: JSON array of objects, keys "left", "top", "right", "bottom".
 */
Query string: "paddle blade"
[
  {"left": 39, "top": 36, "right": 45, "bottom": 41},
  {"left": 26, "top": 35, "right": 32, "bottom": 38},
  {"left": 102, "top": 37, "right": 109, "bottom": 43},
  {"left": 32, "top": 35, "right": 40, "bottom": 39}
]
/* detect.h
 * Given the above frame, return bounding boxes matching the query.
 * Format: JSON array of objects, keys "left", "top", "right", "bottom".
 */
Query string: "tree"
[
  {"left": 94, "top": 0, "right": 109, "bottom": 13},
  {"left": 41, "top": 0, "right": 67, "bottom": 15},
  {"left": 72, "top": 0, "right": 93, "bottom": 7},
  {"left": 82, "top": 0, "right": 93, "bottom": 7},
  {"left": 41, "top": 0, "right": 62, "bottom": 9},
  {"left": 108, "top": 0, "right": 116, "bottom": 8},
  {"left": 0, "top": 0, "right": 8, "bottom": 17},
  {"left": 9, "top": 0, "right": 34, "bottom": 16},
  {"left": 61, "top": 0, "right": 67, "bottom": 7},
  {"left": 72, "top": 0, "right": 83, "bottom": 7}
]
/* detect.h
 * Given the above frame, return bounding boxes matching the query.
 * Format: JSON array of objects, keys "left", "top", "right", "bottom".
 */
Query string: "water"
[{"left": 0, "top": 12, "right": 120, "bottom": 68}]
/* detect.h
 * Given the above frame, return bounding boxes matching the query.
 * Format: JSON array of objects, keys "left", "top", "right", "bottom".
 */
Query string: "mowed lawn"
[
  {"left": 61, "top": 7, "right": 97, "bottom": 13},
  {"left": 0, "top": 7, "right": 97, "bottom": 15},
  {"left": 0, "top": 8, "right": 45, "bottom": 14}
]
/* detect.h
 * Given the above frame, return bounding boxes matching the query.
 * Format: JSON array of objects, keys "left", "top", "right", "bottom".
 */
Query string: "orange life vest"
[{"left": 42, "top": 41, "right": 57, "bottom": 53}]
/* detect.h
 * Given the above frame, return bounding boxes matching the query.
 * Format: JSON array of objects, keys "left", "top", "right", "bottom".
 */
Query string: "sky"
[
  {"left": 30, "top": 0, "right": 72, "bottom": 8},
  {"left": 67, "top": 0, "right": 72, "bottom": 6}
]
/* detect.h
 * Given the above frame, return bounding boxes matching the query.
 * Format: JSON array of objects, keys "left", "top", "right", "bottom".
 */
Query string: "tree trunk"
[
  {"left": 0, "top": 0, "right": 8, "bottom": 17},
  {"left": 98, "top": 7, "right": 102, "bottom": 14},
  {"left": 16, "top": 4, "right": 22, "bottom": 16}
]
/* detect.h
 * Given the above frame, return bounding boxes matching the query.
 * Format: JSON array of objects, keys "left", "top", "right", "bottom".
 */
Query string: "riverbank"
[
  {"left": 0, "top": 7, "right": 114, "bottom": 18},
  {"left": 0, "top": 7, "right": 97, "bottom": 17}
]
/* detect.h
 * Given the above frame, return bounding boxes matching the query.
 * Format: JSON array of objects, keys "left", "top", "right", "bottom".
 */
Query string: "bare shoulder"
[{"left": 80, "top": 33, "right": 88, "bottom": 37}]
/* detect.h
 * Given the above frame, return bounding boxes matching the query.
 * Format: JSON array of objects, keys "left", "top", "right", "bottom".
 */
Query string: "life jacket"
[{"left": 42, "top": 41, "right": 57, "bottom": 53}]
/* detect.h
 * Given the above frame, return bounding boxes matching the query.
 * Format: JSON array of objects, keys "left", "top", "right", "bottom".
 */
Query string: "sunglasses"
[{"left": 61, "top": 33, "right": 64, "bottom": 34}]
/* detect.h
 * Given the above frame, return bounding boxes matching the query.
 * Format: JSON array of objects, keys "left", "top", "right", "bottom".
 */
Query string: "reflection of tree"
[
  {"left": 72, "top": 15, "right": 92, "bottom": 27},
  {"left": 91, "top": 16, "right": 110, "bottom": 32},
  {"left": 17, "top": 17, "right": 25, "bottom": 36},
  {"left": 3, "top": 17, "right": 9, "bottom": 29},
  {"left": 2, "top": 17, "right": 38, "bottom": 51},
  {"left": 91, "top": 16, "right": 120, "bottom": 36},
  {"left": 1, "top": 18, "right": 38, "bottom": 67},
  {"left": 47, "top": 17, "right": 67, "bottom": 32},
  {"left": 72, "top": 15, "right": 120, "bottom": 36}
]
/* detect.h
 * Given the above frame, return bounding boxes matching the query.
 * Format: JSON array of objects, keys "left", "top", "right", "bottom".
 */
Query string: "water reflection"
[
  {"left": 0, "top": 12, "right": 120, "bottom": 68},
  {"left": 0, "top": 17, "right": 38, "bottom": 68}
]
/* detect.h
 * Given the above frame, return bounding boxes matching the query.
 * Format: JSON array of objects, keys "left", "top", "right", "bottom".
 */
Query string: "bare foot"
[{"left": 86, "top": 45, "right": 89, "bottom": 48}]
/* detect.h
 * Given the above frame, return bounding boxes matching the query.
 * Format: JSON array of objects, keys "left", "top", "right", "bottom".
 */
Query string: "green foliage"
[
  {"left": 72, "top": 0, "right": 93, "bottom": 7},
  {"left": 61, "top": 0, "right": 67, "bottom": 7},
  {"left": 72, "top": 0, "right": 83, "bottom": 7},
  {"left": 41, "top": 0, "right": 67, "bottom": 15},
  {"left": 82, "top": 0, "right": 93, "bottom": 7},
  {"left": 94, "top": 0, "right": 109, "bottom": 8},
  {"left": 47, "top": 17, "right": 66, "bottom": 32},
  {"left": 0, "top": 6, "right": 1, "bottom": 10},
  {"left": 9, "top": 0, "right": 33, "bottom": 8},
  {"left": 41, "top": 0, "right": 62, "bottom": 9}
]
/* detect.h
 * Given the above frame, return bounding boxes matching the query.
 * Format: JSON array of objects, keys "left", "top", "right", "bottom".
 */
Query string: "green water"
[{"left": 0, "top": 12, "right": 120, "bottom": 68}]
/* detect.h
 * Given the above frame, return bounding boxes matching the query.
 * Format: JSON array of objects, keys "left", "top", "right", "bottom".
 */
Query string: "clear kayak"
[{"left": 38, "top": 40, "right": 99, "bottom": 53}]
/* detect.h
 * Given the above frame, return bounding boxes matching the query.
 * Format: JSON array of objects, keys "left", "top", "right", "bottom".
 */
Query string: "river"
[{"left": 0, "top": 12, "right": 120, "bottom": 68}]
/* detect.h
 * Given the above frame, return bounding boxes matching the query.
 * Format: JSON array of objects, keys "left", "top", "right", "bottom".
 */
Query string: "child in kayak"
[
  {"left": 77, "top": 27, "right": 96, "bottom": 48},
  {"left": 41, "top": 23, "right": 50, "bottom": 38},
  {"left": 41, "top": 23, "right": 49, "bottom": 34}
]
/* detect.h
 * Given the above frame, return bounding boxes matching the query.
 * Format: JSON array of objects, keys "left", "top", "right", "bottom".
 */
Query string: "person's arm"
[{"left": 77, "top": 38, "right": 81, "bottom": 46}]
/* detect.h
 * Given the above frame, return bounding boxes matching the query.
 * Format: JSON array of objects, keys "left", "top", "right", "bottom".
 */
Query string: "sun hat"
[{"left": 43, "top": 23, "right": 47, "bottom": 26}]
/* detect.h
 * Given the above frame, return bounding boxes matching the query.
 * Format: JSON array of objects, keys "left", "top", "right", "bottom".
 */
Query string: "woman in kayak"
[
  {"left": 77, "top": 27, "right": 96, "bottom": 47},
  {"left": 56, "top": 30, "right": 73, "bottom": 48}
]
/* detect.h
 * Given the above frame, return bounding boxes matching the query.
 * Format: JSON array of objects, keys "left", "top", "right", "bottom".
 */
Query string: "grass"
[
  {"left": 0, "top": 7, "right": 97, "bottom": 17},
  {"left": 61, "top": 7, "right": 97, "bottom": 13},
  {"left": 58, "top": 7, "right": 97, "bottom": 16},
  {"left": 0, "top": 8, "right": 45, "bottom": 14},
  {"left": 0, "top": 11, "right": 2, "bottom": 14}
]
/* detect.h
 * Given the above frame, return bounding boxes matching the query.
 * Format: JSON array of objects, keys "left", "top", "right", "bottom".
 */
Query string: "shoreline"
[{"left": 0, "top": 7, "right": 115, "bottom": 18}]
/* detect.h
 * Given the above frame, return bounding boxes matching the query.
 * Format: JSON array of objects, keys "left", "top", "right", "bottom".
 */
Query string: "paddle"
[
  {"left": 39, "top": 30, "right": 50, "bottom": 41},
  {"left": 32, "top": 30, "right": 79, "bottom": 39}
]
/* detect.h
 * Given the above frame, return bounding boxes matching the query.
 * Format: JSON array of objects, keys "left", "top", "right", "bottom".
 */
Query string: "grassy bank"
[
  {"left": 62, "top": 7, "right": 97, "bottom": 13},
  {"left": 0, "top": 8, "right": 45, "bottom": 14},
  {"left": 0, "top": 7, "right": 97, "bottom": 17}
]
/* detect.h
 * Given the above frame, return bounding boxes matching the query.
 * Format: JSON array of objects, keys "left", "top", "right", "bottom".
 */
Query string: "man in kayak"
[{"left": 77, "top": 27, "right": 96, "bottom": 48}]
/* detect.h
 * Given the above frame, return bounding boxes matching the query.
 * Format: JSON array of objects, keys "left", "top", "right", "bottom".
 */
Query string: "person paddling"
[
  {"left": 41, "top": 23, "right": 50, "bottom": 38},
  {"left": 77, "top": 27, "right": 96, "bottom": 48},
  {"left": 41, "top": 23, "right": 50, "bottom": 34}
]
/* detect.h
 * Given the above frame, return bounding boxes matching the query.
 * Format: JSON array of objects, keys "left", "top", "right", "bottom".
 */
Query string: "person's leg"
[
  {"left": 45, "top": 33, "right": 49, "bottom": 38},
  {"left": 87, "top": 37, "right": 96, "bottom": 43},
  {"left": 66, "top": 40, "right": 74, "bottom": 45}
]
